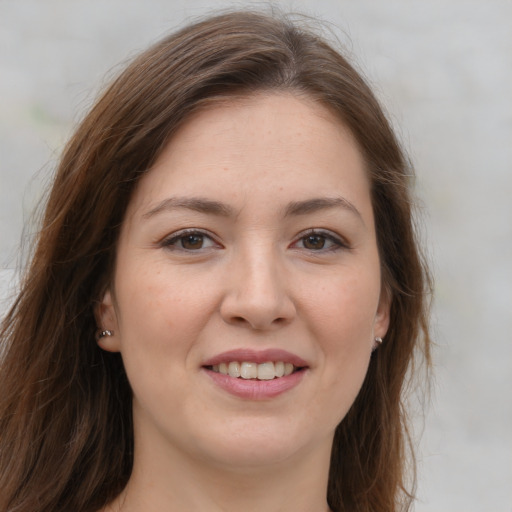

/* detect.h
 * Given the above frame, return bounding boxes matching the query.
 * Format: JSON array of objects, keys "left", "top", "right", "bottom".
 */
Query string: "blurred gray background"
[{"left": 1, "top": 0, "right": 511, "bottom": 510}]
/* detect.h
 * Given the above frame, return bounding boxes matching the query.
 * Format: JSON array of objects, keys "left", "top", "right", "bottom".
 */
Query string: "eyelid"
[
  {"left": 158, "top": 227, "right": 349, "bottom": 252},
  {"left": 290, "top": 228, "right": 350, "bottom": 251},
  {"left": 160, "top": 228, "right": 222, "bottom": 251}
]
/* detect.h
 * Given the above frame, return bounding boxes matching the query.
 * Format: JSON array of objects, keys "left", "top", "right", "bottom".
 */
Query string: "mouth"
[
  {"left": 205, "top": 361, "right": 305, "bottom": 380},
  {"left": 201, "top": 349, "right": 309, "bottom": 398}
]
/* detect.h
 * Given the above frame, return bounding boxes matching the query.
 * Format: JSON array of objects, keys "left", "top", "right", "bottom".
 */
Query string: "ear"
[
  {"left": 94, "top": 289, "right": 121, "bottom": 352},
  {"left": 374, "top": 287, "right": 391, "bottom": 340}
]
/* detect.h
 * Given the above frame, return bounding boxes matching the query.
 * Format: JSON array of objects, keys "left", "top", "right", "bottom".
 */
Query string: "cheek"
[
  {"left": 113, "top": 261, "right": 215, "bottom": 362},
  {"left": 304, "top": 268, "right": 379, "bottom": 402},
  {"left": 307, "top": 267, "right": 380, "bottom": 343},
  {"left": 112, "top": 263, "right": 214, "bottom": 408},
  {"left": 120, "top": 253, "right": 190, "bottom": 310}
]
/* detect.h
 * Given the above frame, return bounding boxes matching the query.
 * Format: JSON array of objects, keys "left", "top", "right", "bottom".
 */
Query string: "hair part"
[{"left": 0, "top": 9, "right": 431, "bottom": 512}]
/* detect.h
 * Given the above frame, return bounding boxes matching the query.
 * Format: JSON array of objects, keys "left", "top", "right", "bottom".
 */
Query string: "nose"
[{"left": 219, "top": 246, "right": 296, "bottom": 331}]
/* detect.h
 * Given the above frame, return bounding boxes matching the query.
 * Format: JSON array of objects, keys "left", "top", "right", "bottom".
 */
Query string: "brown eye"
[
  {"left": 181, "top": 234, "right": 204, "bottom": 250},
  {"left": 291, "top": 230, "right": 347, "bottom": 252},
  {"left": 302, "top": 234, "right": 326, "bottom": 250},
  {"left": 162, "top": 230, "right": 218, "bottom": 252}
]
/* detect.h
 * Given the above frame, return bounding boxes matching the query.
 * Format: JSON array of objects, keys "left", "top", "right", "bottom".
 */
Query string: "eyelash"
[
  {"left": 291, "top": 229, "right": 349, "bottom": 252},
  {"left": 160, "top": 229, "right": 220, "bottom": 252},
  {"left": 160, "top": 228, "right": 349, "bottom": 253}
]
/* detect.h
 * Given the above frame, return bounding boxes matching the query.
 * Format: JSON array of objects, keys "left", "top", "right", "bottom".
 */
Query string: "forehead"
[{"left": 126, "top": 93, "right": 371, "bottom": 220}]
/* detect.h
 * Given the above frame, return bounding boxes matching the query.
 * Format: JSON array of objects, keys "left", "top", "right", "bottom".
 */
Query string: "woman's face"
[{"left": 99, "top": 93, "right": 389, "bottom": 470}]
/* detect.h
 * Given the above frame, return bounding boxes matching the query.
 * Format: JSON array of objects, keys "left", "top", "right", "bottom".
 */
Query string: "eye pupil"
[
  {"left": 182, "top": 234, "right": 203, "bottom": 249},
  {"left": 303, "top": 235, "right": 325, "bottom": 250}
]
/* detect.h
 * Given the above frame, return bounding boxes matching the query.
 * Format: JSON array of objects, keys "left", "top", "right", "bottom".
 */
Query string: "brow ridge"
[
  {"left": 143, "top": 195, "right": 362, "bottom": 222},
  {"left": 284, "top": 197, "right": 362, "bottom": 219},
  {"left": 143, "top": 196, "right": 234, "bottom": 218}
]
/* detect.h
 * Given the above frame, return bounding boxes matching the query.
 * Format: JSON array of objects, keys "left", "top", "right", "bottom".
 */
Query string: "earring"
[
  {"left": 96, "top": 329, "right": 114, "bottom": 340},
  {"left": 372, "top": 336, "right": 383, "bottom": 352}
]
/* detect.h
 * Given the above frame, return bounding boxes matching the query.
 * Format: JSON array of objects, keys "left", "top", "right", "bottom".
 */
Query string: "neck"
[{"left": 105, "top": 432, "right": 333, "bottom": 512}]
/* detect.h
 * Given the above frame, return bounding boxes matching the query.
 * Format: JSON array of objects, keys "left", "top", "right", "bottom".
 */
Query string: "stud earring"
[
  {"left": 372, "top": 336, "right": 383, "bottom": 352},
  {"left": 96, "top": 329, "right": 114, "bottom": 340}
]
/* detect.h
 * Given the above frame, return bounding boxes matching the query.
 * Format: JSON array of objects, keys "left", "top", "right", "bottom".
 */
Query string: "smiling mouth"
[{"left": 205, "top": 361, "right": 304, "bottom": 380}]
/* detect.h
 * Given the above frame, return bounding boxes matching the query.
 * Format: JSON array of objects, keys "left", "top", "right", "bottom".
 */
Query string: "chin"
[{"left": 187, "top": 416, "right": 332, "bottom": 471}]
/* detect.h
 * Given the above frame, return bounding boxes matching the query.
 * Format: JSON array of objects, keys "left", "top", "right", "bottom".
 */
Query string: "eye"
[
  {"left": 161, "top": 229, "right": 219, "bottom": 252},
  {"left": 292, "top": 230, "right": 348, "bottom": 252},
  {"left": 302, "top": 234, "right": 329, "bottom": 250}
]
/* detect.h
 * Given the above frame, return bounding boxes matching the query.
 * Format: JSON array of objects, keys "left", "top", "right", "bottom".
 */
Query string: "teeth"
[
  {"left": 257, "top": 362, "right": 275, "bottom": 380},
  {"left": 210, "top": 361, "right": 299, "bottom": 380},
  {"left": 228, "top": 361, "right": 241, "bottom": 378},
  {"left": 240, "top": 362, "right": 258, "bottom": 379}
]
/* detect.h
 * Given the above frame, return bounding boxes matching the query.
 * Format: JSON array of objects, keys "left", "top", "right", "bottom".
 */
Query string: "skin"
[{"left": 98, "top": 93, "right": 390, "bottom": 512}]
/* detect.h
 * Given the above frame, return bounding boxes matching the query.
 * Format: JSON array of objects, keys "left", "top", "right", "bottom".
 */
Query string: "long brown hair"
[{"left": 0, "top": 10, "right": 431, "bottom": 512}]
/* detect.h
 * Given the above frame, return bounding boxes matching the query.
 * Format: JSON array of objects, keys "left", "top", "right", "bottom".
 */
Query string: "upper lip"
[{"left": 202, "top": 348, "right": 309, "bottom": 368}]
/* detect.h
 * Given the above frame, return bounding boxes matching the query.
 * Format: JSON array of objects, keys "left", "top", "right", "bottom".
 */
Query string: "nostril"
[
  {"left": 230, "top": 316, "right": 256, "bottom": 327},
  {"left": 228, "top": 315, "right": 288, "bottom": 330},
  {"left": 229, "top": 316, "right": 287, "bottom": 330}
]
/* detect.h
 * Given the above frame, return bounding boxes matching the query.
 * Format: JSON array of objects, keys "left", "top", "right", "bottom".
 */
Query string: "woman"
[{"left": 0, "top": 10, "right": 431, "bottom": 512}]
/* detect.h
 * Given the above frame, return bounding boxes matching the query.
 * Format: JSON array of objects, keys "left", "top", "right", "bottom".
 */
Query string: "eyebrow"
[
  {"left": 284, "top": 197, "right": 363, "bottom": 221},
  {"left": 143, "top": 196, "right": 235, "bottom": 219},
  {"left": 143, "top": 195, "right": 362, "bottom": 222}
]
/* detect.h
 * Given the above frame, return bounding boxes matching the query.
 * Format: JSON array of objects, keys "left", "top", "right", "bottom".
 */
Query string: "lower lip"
[{"left": 203, "top": 368, "right": 306, "bottom": 400}]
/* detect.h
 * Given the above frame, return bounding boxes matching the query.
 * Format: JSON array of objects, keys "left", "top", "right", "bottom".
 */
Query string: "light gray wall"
[{"left": 1, "top": 1, "right": 511, "bottom": 510}]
